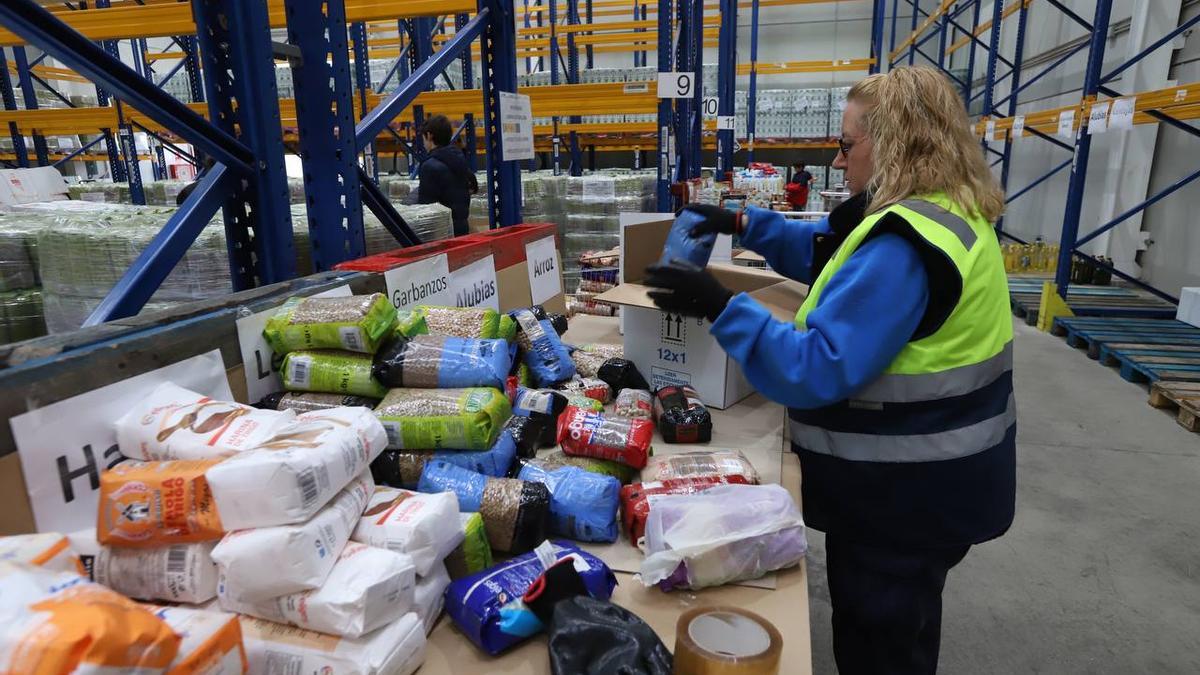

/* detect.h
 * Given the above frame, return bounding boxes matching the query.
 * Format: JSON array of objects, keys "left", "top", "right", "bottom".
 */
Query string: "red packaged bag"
[
  {"left": 619, "top": 474, "right": 753, "bottom": 546},
  {"left": 556, "top": 407, "right": 653, "bottom": 469}
]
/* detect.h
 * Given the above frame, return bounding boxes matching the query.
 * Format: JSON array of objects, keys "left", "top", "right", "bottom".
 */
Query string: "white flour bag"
[
  {"left": 94, "top": 541, "right": 219, "bottom": 604},
  {"left": 212, "top": 472, "right": 372, "bottom": 601},
  {"left": 206, "top": 407, "right": 387, "bottom": 529},
  {"left": 352, "top": 486, "right": 462, "bottom": 577},
  {"left": 219, "top": 542, "right": 416, "bottom": 639},
  {"left": 240, "top": 612, "right": 426, "bottom": 675},
  {"left": 116, "top": 382, "right": 295, "bottom": 461}
]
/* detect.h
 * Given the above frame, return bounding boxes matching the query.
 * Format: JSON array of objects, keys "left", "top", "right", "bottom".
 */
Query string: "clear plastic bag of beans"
[{"left": 264, "top": 293, "right": 397, "bottom": 354}]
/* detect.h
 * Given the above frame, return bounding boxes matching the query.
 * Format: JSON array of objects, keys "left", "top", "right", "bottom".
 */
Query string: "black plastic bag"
[
  {"left": 653, "top": 385, "right": 713, "bottom": 443},
  {"left": 547, "top": 596, "right": 673, "bottom": 675},
  {"left": 503, "top": 414, "right": 544, "bottom": 460},
  {"left": 254, "top": 391, "right": 379, "bottom": 413},
  {"left": 512, "top": 386, "right": 569, "bottom": 447},
  {"left": 597, "top": 358, "right": 650, "bottom": 392}
]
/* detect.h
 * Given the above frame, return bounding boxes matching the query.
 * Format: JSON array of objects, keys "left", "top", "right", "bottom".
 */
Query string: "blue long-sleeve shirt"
[{"left": 710, "top": 206, "right": 930, "bottom": 410}]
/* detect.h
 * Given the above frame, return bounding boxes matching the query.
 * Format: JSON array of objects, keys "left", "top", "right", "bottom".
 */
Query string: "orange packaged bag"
[
  {"left": 98, "top": 459, "right": 225, "bottom": 547},
  {"left": 0, "top": 561, "right": 180, "bottom": 674}
]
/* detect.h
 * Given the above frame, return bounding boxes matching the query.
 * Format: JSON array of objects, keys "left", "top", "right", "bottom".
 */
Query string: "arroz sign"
[{"left": 525, "top": 236, "right": 562, "bottom": 305}]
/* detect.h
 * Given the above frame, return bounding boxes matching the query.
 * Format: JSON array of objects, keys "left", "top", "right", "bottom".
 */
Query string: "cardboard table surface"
[{"left": 420, "top": 315, "right": 812, "bottom": 674}]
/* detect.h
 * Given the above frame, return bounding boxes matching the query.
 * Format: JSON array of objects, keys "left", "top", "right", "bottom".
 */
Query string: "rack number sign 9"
[{"left": 658, "top": 72, "right": 695, "bottom": 99}]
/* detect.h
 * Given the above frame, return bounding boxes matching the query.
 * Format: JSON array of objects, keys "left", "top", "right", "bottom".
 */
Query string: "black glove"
[
  {"left": 644, "top": 260, "right": 733, "bottom": 323},
  {"left": 681, "top": 203, "right": 740, "bottom": 237}
]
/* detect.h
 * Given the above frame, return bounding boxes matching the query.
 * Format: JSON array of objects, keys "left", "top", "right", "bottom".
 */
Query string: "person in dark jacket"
[{"left": 416, "top": 114, "right": 478, "bottom": 236}]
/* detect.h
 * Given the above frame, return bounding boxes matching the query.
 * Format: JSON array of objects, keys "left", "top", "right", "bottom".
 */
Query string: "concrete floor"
[{"left": 805, "top": 318, "right": 1200, "bottom": 674}]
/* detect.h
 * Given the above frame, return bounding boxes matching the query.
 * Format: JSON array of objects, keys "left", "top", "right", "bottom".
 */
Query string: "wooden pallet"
[
  {"left": 1097, "top": 343, "right": 1200, "bottom": 383},
  {"left": 1007, "top": 279, "right": 1176, "bottom": 324},
  {"left": 1148, "top": 381, "right": 1200, "bottom": 431},
  {"left": 1051, "top": 317, "right": 1200, "bottom": 361}
]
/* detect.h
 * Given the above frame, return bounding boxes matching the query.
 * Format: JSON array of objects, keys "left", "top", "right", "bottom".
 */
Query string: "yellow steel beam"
[
  {"left": 737, "top": 57, "right": 874, "bottom": 75},
  {"left": 144, "top": 51, "right": 186, "bottom": 62},
  {"left": 946, "top": 0, "right": 1031, "bottom": 56},
  {"left": 516, "top": 15, "right": 720, "bottom": 36},
  {"left": 889, "top": 0, "right": 956, "bottom": 62},
  {"left": 521, "top": 0, "right": 855, "bottom": 16},
  {"left": 433, "top": 27, "right": 718, "bottom": 49},
  {"left": 0, "top": 0, "right": 473, "bottom": 46},
  {"left": 7, "top": 63, "right": 89, "bottom": 83}
]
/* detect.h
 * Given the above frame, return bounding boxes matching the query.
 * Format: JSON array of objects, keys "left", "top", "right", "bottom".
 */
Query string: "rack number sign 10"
[
  {"left": 658, "top": 72, "right": 695, "bottom": 99},
  {"left": 701, "top": 96, "right": 719, "bottom": 117}
]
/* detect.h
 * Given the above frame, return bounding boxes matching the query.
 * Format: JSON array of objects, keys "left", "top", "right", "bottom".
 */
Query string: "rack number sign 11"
[{"left": 658, "top": 72, "right": 695, "bottom": 99}]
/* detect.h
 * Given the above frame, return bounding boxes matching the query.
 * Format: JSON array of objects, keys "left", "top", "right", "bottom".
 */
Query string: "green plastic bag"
[
  {"left": 264, "top": 293, "right": 397, "bottom": 354},
  {"left": 373, "top": 387, "right": 511, "bottom": 450},
  {"left": 396, "top": 305, "right": 515, "bottom": 340},
  {"left": 281, "top": 349, "right": 388, "bottom": 398},
  {"left": 444, "top": 512, "right": 493, "bottom": 580},
  {"left": 564, "top": 394, "right": 603, "bottom": 412}
]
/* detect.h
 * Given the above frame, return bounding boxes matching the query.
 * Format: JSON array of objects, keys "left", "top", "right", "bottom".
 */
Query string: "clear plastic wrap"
[
  {"left": 615, "top": 388, "right": 653, "bottom": 419},
  {"left": 639, "top": 484, "right": 807, "bottom": 591},
  {"left": 529, "top": 450, "right": 639, "bottom": 484},
  {"left": 255, "top": 391, "right": 380, "bottom": 413},
  {"left": 619, "top": 475, "right": 754, "bottom": 546},
  {"left": 556, "top": 407, "right": 654, "bottom": 469},
  {"left": 282, "top": 349, "right": 389, "bottom": 398},
  {"left": 373, "top": 334, "right": 512, "bottom": 389},
  {"left": 640, "top": 450, "right": 760, "bottom": 483},
  {"left": 370, "top": 422, "right": 519, "bottom": 488},
  {"left": 264, "top": 293, "right": 397, "bottom": 354},
  {"left": 374, "top": 386, "right": 511, "bottom": 450},
  {"left": 516, "top": 462, "right": 621, "bottom": 542},
  {"left": 558, "top": 377, "right": 612, "bottom": 404},
  {"left": 396, "top": 305, "right": 516, "bottom": 341},
  {"left": 0, "top": 288, "right": 45, "bottom": 343},
  {"left": 417, "top": 460, "right": 549, "bottom": 554}
]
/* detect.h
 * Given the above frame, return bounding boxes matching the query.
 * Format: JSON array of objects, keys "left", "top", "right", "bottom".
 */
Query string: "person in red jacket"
[{"left": 785, "top": 161, "right": 814, "bottom": 210}]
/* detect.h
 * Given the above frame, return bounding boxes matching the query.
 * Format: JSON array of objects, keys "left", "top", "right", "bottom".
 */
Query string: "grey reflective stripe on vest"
[
  {"left": 851, "top": 342, "right": 1013, "bottom": 404},
  {"left": 898, "top": 200, "right": 978, "bottom": 251},
  {"left": 791, "top": 395, "right": 1015, "bottom": 463}
]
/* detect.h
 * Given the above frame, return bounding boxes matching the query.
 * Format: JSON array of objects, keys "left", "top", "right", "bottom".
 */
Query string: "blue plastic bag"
[
  {"left": 517, "top": 463, "right": 621, "bottom": 542},
  {"left": 418, "top": 460, "right": 550, "bottom": 553},
  {"left": 370, "top": 427, "right": 518, "bottom": 488},
  {"left": 659, "top": 208, "right": 717, "bottom": 267},
  {"left": 372, "top": 334, "right": 513, "bottom": 389},
  {"left": 510, "top": 308, "right": 576, "bottom": 387},
  {"left": 443, "top": 541, "right": 617, "bottom": 655}
]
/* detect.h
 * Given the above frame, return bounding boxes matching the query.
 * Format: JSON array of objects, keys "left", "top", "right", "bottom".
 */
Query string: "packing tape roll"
[{"left": 673, "top": 606, "right": 783, "bottom": 675}]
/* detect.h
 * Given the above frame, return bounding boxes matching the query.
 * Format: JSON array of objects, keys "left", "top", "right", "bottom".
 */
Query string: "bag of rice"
[
  {"left": 206, "top": 407, "right": 387, "bottom": 529},
  {"left": 372, "top": 334, "right": 512, "bottom": 389},
  {"left": 255, "top": 391, "right": 379, "bottom": 413},
  {"left": 211, "top": 473, "right": 372, "bottom": 602},
  {"left": 93, "top": 541, "right": 219, "bottom": 603},
  {"left": 414, "top": 561, "right": 450, "bottom": 634},
  {"left": 510, "top": 308, "right": 576, "bottom": 386},
  {"left": 619, "top": 475, "right": 754, "bottom": 546},
  {"left": 653, "top": 385, "right": 713, "bottom": 443},
  {"left": 517, "top": 463, "right": 621, "bottom": 543},
  {"left": 640, "top": 449, "right": 760, "bottom": 483},
  {"left": 370, "top": 425, "right": 517, "bottom": 489},
  {"left": 614, "top": 388, "right": 653, "bottom": 419},
  {"left": 568, "top": 343, "right": 624, "bottom": 377},
  {"left": 558, "top": 377, "right": 612, "bottom": 404},
  {"left": 281, "top": 350, "right": 388, "bottom": 399},
  {"left": 219, "top": 542, "right": 416, "bottom": 639},
  {"left": 149, "top": 604, "right": 247, "bottom": 675},
  {"left": 557, "top": 407, "right": 654, "bottom": 469},
  {"left": 525, "top": 451, "right": 639, "bottom": 484},
  {"left": 0, "top": 562, "right": 180, "bottom": 673},
  {"left": 418, "top": 461, "right": 549, "bottom": 554},
  {"left": 116, "top": 382, "right": 296, "bottom": 461},
  {"left": 444, "top": 512, "right": 492, "bottom": 580},
  {"left": 264, "top": 293, "right": 397, "bottom": 354},
  {"left": 443, "top": 541, "right": 616, "bottom": 655},
  {"left": 511, "top": 386, "right": 568, "bottom": 446},
  {"left": 0, "top": 533, "right": 84, "bottom": 574},
  {"left": 373, "top": 387, "right": 511, "bottom": 450},
  {"left": 239, "top": 612, "right": 425, "bottom": 675},
  {"left": 352, "top": 486, "right": 463, "bottom": 577},
  {"left": 564, "top": 393, "right": 603, "bottom": 413},
  {"left": 98, "top": 458, "right": 225, "bottom": 547}
]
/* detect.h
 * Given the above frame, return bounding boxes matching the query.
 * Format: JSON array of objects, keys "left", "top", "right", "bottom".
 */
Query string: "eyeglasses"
[{"left": 837, "top": 137, "right": 854, "bottom": 156}]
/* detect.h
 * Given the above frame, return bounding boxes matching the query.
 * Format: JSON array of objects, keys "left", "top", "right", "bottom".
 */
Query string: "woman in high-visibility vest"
[{"left": 645, "top": 66, "right": 1015, "bottom": 675}]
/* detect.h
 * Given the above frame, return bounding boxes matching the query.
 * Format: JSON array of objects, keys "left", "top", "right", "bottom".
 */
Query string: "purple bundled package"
[{"left": 443, "top": 541, "right": 617, "bottom": 655}]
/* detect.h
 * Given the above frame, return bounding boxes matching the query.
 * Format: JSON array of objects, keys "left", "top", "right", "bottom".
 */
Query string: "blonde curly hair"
[{"left": 848, "top": 66, "right": 1005, "bottom": 223}]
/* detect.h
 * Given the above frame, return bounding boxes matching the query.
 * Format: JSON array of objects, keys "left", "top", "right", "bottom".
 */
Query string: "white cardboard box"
[
  {"left": 597, "top": 216, "right": 807, "bottom": 409},
  {"left": 1177, "top": 287, "right": 1200, "bottom": 328}
]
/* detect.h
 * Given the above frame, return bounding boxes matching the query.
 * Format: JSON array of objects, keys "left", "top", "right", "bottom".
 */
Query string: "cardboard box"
[
  {"left": 1177, "top": 287, "right": 1200, "bottom": 328},
  {"left": 457, "top": 223, "right": 567, "bottom": 314},
  {"left": 597, "top": 216, "right": 807, "bottom": 409}
]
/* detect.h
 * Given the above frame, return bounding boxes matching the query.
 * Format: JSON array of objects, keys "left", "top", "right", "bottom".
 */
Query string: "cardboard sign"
[
  {"left": 383, "top": 254, "right": 452, "bottom": 313},
  {"left": 985, "top": 120, "right": 997, "bottom": 142},
  {"left": 10, "top": 350, "right": 232, "bottom": 533},
  {"left": 525, "top": 236, "right": 562, "bottom": 306},
  {"left": 1057, "top": 110, "right": 1076, "bottom": 139},
  {"left": 716, "top": 115, "right": 737, "bottom": 131},
  {"left": 657, "top": 72, "right": 695, "bottom": 99},
  {"left": 1012, "top": 115, "right": 1025, "bottom": 139},
  {"left": 449, "top": 254, "right": 500, "bottom": 310},
  {"left": 235, "top": 285, "right": 351, "bottom": 405}
]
